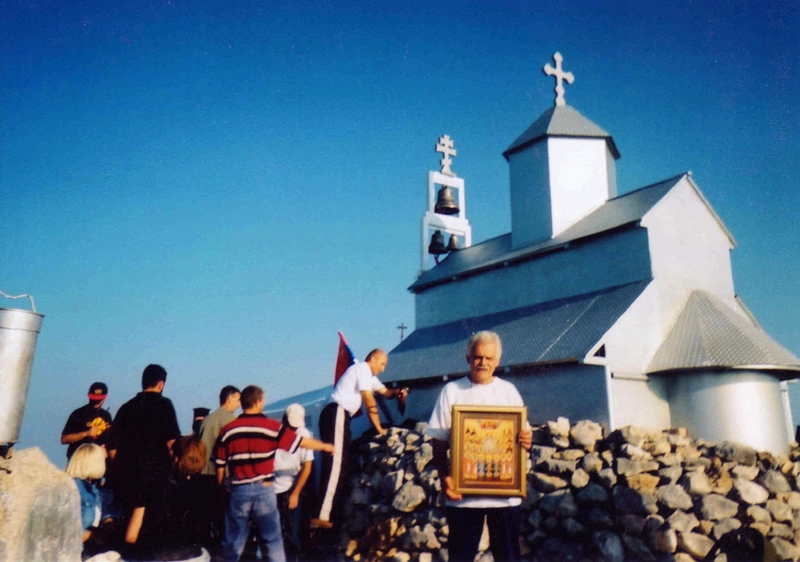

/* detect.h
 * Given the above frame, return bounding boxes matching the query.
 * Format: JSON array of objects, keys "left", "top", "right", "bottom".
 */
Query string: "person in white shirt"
[
  {"left": 312, "top": 349, "right": 407, "bottom": 529},
  {"left": 426, "top": 331, "right": 532, "bottom": 562},
  {"left": 273, "top": 404, "right": 314, "bottom": 562}
]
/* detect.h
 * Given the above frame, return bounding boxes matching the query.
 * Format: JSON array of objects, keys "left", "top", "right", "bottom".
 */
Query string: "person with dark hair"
[
  {"left": 106, "top": 363, "right": 181, "bottom": 548},
  {"left": 61, "top": 382, "right": 113, "bottom": 460},
  {"left": 214, "top": 385, "right": 335, "bottom": 562},
  {"left": 198, "top": 385, "right": 241, "bottom": 554},
  {"left": 199, "top": 385, "right": 241, "bottom": 476},
  {"left": 191, "top": 407, "right": 210, "bottom": 436},
  {"left": 313, "top": 349, "right": 407, "bottom": 529}
]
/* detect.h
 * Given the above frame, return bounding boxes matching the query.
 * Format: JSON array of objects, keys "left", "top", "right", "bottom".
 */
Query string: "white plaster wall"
[
  {"left": 548, "top": 137, "right": 615, "bottom": 236},
  {"left": 509, "top": 141, "right": 552, "bottom": 249},
  {"left": 608, "top": 374, "right": 671, "bottom": 430},
  {"left": 602, "top": 282, "right": 663, "bottom": 375},
  {"left": 666, "top": 370, "right": 790, "bottom": 454},
  {"left": 415, "top": 228, "right": 652, "bottom": 329},
  {"left": 640, "top": 179, "right": 736, "bottom": 330}
]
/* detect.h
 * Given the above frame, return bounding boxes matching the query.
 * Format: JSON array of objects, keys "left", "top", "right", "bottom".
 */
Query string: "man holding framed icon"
[{"left": 426, "top": 331, "right": 532, "bottom": 562}]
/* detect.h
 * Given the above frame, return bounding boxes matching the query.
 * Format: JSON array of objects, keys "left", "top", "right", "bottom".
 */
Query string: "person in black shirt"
[
  {"left": 61, "top": 382, "right": 113, "bottom": 460},
  {"left": 106, "top": 364, "right": 181, "bottom": 546}
]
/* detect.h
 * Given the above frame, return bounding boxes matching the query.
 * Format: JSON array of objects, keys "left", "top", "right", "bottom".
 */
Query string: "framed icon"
[{"left": 450, "top": 405, "right": 528, "bottom": 497}]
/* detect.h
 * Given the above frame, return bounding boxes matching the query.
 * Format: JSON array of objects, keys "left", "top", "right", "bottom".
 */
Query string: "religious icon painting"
[{"left": 450, "top": 405, "right": 528, "bottom": 497}]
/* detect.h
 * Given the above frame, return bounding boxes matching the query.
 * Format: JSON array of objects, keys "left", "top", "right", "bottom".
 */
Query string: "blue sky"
[{"left": 2, "top": 0, "right": 798, "bottom": 464}]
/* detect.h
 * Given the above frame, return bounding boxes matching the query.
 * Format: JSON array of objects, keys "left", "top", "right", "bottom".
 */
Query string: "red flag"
[{"left": 334, "top": 331, "right": 355, "bottom": 385}]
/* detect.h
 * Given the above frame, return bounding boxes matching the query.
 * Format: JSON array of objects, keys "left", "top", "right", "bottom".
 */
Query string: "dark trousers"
[
  {"left": 446, "top": 505, "right": 522, "bottom": 562},
  {"left": 315, "top": 403, "right": 351, "bottom": 524}
]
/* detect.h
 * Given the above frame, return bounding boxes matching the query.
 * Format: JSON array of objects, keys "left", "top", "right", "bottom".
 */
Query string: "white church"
[
  {"left": 378, "top": 53, "right": 800, "bottom": 454},
  {"left": 269, "top": 53, "right": 800, "bottom": 454}
]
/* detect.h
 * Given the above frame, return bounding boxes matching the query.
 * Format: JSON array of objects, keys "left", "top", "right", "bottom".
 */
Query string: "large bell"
[
  {"left": 434, "top": 185, "right": 459, "bottom": 215},
  {"left": 428, "top": 230, "right": 447, "bottom": 256},
  {"left": 446, "top": 234, "right": 460, "bottom": 252}
]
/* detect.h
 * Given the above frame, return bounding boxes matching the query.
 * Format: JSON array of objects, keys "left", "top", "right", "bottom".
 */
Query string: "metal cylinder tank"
[
  {"left": 666, "top": 370, "right": 788, "bottom": 454},
  {"left": 0, "top": 306, "right": 44, "bottom": 444}
]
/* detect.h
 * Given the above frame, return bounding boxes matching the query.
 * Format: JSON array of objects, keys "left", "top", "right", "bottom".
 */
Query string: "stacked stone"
[
  {"left": 344, "top": 420, "right": 800, "bottom": 562},
  {"left": 343, "top": 425, "right": 448, "bottom": 562},
  {"left": 522, "top": 418, "right": 800, "bottom": 561}
]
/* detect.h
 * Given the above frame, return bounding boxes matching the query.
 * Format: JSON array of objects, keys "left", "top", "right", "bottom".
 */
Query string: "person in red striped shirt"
[{"left": 214, "top": 385, "right": 333, "bottom": 562}]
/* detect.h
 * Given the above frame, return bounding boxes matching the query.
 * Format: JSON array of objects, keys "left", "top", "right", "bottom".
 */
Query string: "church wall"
[
  {"left": 601, "top": 282, "right": 663, "bottom": 376},
  {"left": 548, "top": 137, "right": 615, "bottom": 237},
  {"left": 415, "top": 227, "right": 652, "bottom": 329},
  {"left": 510, "top": 364, "right": 610, "bottom": 428},
  {"left": 641, "top": 179, "right": 736, "bottom": 330},
  {"left": 665, "top": 370, "right": 791, "bottom": 454},
  {"left": 509, "top": 139, "right": 553, "bottom": 249},
  {"left": 607, "top": 372, "right": 671, "bottom": 430},
  {"left": 383, "top": 364, "right": 610, "bottom": 431}
]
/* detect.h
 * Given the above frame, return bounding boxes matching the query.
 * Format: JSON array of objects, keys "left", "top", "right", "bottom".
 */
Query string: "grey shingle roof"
[
  {"left": 647, "top": 290, "right": 800, "bottom": 377},
  {"left": 503, "top": 105, "right": 621, "bottom": 160},
  {"left": 382, "top": 280, "right": 651, "bottom": 384},
  {"left": 410, "top": 174, "right": 685, "bottom": 293}
]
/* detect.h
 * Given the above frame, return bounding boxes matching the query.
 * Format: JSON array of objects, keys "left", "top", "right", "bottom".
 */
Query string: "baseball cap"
[
  {"left": 285, "top": 404, "right": 305, "bottom": 429},
  {"left": 88, "top": 382, "right": 108, "bottom": 401}
]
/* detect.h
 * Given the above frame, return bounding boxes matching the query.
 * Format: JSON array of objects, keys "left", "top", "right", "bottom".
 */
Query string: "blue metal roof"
[
  {"left": 503, "top": 105, "right": 621, "bottom": 160},
  {"left": 382, "top": 280, "right": 651, "bottom": 384},
  {"left": 410, "top": 174, "right": 685, "bottom": 293}
]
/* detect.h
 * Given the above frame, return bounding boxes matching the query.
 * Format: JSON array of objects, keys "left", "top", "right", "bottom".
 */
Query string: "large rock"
[
  {"left": 576, "top": 483, "right": 608, "bottom": 504},
  {"left": 539, "top": 490, "right": 578, "bottom": 518},
  {"left": 569, "top": 420, "right": 603, "bottom": 451},
  {"left": 700, "top": 494, "right": 739, "bottom": 520},
  {"left": 680, "top": 470, "right": 712, "bottom": 496},
  {"left": 392, "top": 481, "right": 427, "bottom": 512},
  {"left": 657, "top": 484, "right": 693, "bottom": 510},
  {"left": 615, "top": 458, "right": 659, "bottom": 476},
  {"left": 760, "top": 470, "right": 792, "bottom": 494},
  {"left": 414, "top": 443, "right": 434, "bottom": 473},
  {"left": 592, "top": 531, "right": 624, "bottom": 562},
  {"left": 716, "top": 442, "right": 758, "bottom": 466},
  {"left": 404, "top": 523, "right": 441, "bottom": 549},
  {"left": 612, "top": 487, "right": 658, "bottom": 516},
  {"left": 766, "top": 498, "right": 793, "bottom": 523},
  {"left": 529, "top": 471, "right": 568, "bottom": 493},
  {"left": 622, "top": 534, "right": 656, "bottom": 561},
  {"left": 677, "top": 532, "right": 715, "bottom": 559},
  {"left": 666, "top": 510, "right": 699, "bottom": 534},
  {"left": 0, "top": 448, "right": 82, "bottom": 562},
  {"left": 732, "top": 478, "right": 769, "bottom": 505}
]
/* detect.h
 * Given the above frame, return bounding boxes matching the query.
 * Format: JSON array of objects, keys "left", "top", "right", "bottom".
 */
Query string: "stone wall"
[
  {"left": 343, "top": 420, "right": 800, "bottom": 561},
  {"left": 0, "top": 447, "right": 82, "bottom": 562}
]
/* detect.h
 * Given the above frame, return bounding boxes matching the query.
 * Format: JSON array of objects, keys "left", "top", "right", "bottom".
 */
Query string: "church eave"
[
  {"left": 502, "top": 133, "right": 621, "bottom": 161},
  {"left": 647, "top": 364, "right": 800, "bottom": 381},
  {"left": 409, "top": 222, "right": 639, "bottom": 293}
]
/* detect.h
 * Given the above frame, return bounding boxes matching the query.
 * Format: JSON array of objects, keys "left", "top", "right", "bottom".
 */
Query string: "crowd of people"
[
  {"left": 61, "top": 366, "right": 333, "bottom": 562},
  {"left": 62, "top": 332, "right": 533, "bottom": 562}
]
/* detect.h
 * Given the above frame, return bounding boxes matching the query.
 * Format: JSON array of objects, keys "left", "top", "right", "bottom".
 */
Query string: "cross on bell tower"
[{"left": 543, "top": 52, "right": 574, "bottom": 107}]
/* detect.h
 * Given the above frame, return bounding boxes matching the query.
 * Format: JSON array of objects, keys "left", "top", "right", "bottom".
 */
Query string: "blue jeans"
[{"left": 223, "top": 482, "right": 285, "bottom": 562}]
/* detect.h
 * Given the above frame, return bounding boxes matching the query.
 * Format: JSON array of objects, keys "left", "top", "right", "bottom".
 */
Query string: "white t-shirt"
[
  {"left": 426, "top": 375, "right": 527, "bottom": 508},
  {"left": 331, "top": 361, "right": 386, "bottom": 415},
  {"left": 273, "top": 426, "right": 315, "bottom": 494}
]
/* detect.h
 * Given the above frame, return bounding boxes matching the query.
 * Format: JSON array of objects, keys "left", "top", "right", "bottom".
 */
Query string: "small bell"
[
  {"left": 446, "top": 234, "right": 460, "bottom": 252},
  {"left": 434, "top": 185, "right": 459, "bottom": 215},
  {"left": 428, "top": 230, "right": 447, "bottom": 255}
]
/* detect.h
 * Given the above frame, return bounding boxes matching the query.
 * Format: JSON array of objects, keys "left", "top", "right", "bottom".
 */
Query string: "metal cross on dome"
[
  {"left": 435, "top": 134, "right": 457, "bottom": 177},
  {"left": 543, "top": 52, "right": 574, "bottom": 107}
]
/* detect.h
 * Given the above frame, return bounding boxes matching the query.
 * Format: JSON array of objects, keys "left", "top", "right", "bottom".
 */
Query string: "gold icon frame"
[{"left": 451, "top": 405, "right": 527, "bottom": 497}]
